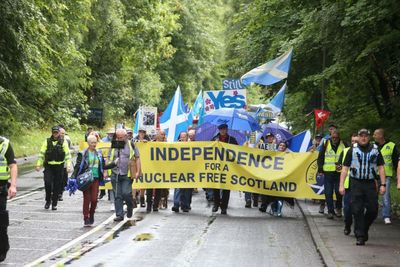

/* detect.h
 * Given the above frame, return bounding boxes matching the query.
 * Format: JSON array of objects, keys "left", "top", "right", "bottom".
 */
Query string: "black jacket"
[{"left": 211, "top": 133, "right": 238, "bottom": 145}]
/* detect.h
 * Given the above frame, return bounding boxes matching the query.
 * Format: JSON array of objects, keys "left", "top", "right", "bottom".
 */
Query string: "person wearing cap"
[
  {"left": 258, "top": 132, "right": 278, "bottom": 213},
  {"left": 337, "top": 133, "right": 358, "bottom": 235},
  {"left": 211, "top": 123, "right": 238, "bottom": 215},
  {"left": 102, "top": 128, "right": 115, "bottom": 142},
  {"left": 126, "top": 128, "right": 133, "bottom": 141},
  {"left": 0, "top": 135, "right": 17, "bottom": 262},
  {"left": 36, "top": 126, "right": 72, "bottom": 210},
  {"left": 133, "top": 127, "right": 150, "bottom": 208},
  {"left": 308, "top": 134, "right": 323, "bottom": 152},
  {"left": 317, "top": 129, "right": 346, "bottom": 219},
  {"left": 339, "top": 129, "right": 386, "bottom": 246},
  {"left": 317, "top": 124, "right": 337, "bottom": 151},
  {"left": 373, "top": 128, "right": 399, "bottom": 225}
]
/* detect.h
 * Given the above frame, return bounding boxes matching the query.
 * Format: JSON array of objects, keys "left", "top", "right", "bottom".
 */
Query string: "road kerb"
[{"left": 296, "top": 199, "right": 337, "bottom": 267}]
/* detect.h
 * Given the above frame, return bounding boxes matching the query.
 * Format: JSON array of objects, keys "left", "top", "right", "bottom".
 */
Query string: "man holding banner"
[{"left": 211, "top": 124, "right": 238, "bottom": 215}]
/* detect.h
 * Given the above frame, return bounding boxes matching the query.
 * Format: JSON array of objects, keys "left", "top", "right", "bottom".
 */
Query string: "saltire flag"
[
  {"left": 187, "top": 90, "right": 203, "bottom": 125},
  {"left": 241, "top": 48, "right": 293, "bottom": 86},
  {"left": 288, "top": 130, "right": 312, "bottom": 152},
  {"left": 160, "top": 86, "right": 189, "bottom": 142},
  {"left": 314, "top": 109, "right": 330, "bottom": 129},
  {"left": 265, "top": 82, "right": 287, "bottom": 115}
]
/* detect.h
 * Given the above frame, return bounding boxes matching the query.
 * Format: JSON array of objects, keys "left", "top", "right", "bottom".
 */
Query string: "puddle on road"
[{"left": 133, "top": 233, "right": 154, "bottom": 241}]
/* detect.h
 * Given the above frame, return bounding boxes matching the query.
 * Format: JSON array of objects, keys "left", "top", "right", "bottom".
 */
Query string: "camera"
[{"left": 110, "top": 123, "right": 126, "bottom": 149}]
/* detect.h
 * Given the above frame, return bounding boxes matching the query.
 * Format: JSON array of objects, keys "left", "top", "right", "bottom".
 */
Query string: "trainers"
[
  {"left": 0, "top": 252, "right": 6, "bottom": 262},
  {"left": 318, "top": 204, "right": 325, "bottom": 214},
  {"left": 384, "top": 218, "right": 391, "bottom": 225},
  {"left": 127, "top": 207, "right": 133, "bottom": 218},
  {"left": 356, "top": 238, "right": 365, "bottom": 246},
  {"left": 344, "top": 226, "right": 351, "bottom": 236},
  {"left": 171, "top": 206, "right": 179, "bottom": 213},
  {"left": 51, "top": 205, "right": 57, "bottom": 211},
  {"left": 212, "top": 206, "right": 219, "bottom": 212},
  {"left": 110, "top": 204, "right": 115, "bottom": 211},
  {"left": 259, "top": 207, "right": 267, "bottom": 213},
  {"left": 335, "top": 208, "right": 342, "bottom": 218},
  {"left": 84, "top": 218, "right": 91, "bottom": 227},
  {"left": 245, "top": 200, "right": 251, "bottom": 208},
  {"left": 44, "top": 201, "right": 51, "bottom": 210},
  {"left": 89, "top": 215, "right": 94, "bottom": 225},
  {"left": 327, "top": 213, "right": 334, "bottom": 219},
  {"left": 114, "top": 216, "right": 124, "bottom": 222}
]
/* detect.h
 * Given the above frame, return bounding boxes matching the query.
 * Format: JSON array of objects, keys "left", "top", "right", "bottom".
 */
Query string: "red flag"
[{"left": 314, "top": 109, "right": 330, "bottom": 128}]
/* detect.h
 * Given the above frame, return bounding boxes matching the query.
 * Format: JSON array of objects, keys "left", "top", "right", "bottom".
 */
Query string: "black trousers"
[
  {"left": 43, "top": 164, "right": 64, "bottom": 206},
  {"left": 351, "top": 179, "right": 378, "bottom": 239},
  {"left": 59, "top": 167, "right": 68, "bottom": 196},
  {"left": 213, "top": 189, "right": 230, "bottom": 210},
  {"left": 146, "top": 189, "right": 161, "bottom": 209},
  {"left": 0, "top": 183, "right": 9, "bottom": 255}
]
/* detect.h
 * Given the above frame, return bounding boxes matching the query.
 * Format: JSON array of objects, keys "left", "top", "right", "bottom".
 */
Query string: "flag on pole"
[
  {"left": 314, "top": 109, "right": 330, "bottom": 129},
  {"left": 288, "top": 130, "right": 312, "bottom": 152},
  {"left": 187, "top": 90, "right": 203, "bottom": 125},
  {"left": 265, "top": 82, "right": 287, "bottom": 115},
  {"left": 241, "top": 48, "right": 293, "bottom": 86},
  {"left": 160, "top": 86, "right": 189, "bottom": 142},
  {"left": 133, "top": 109, "right": 140, "bottom": 135}
]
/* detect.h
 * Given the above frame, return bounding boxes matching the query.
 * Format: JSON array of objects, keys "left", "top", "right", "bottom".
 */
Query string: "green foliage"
[
  {"left": 0, "top": 0, "right": 227, "bottom": 134},
  {"left": 224, "top": 0, "right": 400, "bottom": 141}
]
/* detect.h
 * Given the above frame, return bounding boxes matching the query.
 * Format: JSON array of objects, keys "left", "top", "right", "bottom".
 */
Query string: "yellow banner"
[{"left": 135, "top": 141, "right": 324, "bottom": 199}]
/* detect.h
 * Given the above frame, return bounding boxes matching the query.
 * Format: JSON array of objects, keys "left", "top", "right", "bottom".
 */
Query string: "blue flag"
[
  {"left": 160, "top": 86, "right": 189, "bottom": 142},
  {"left": 288, "top": 130, "right": 312, "bottom": 152},
  {"left": 266, "top": 82, "right": 286, "bottom": 115},
  {"left": 241, "top": 48, "right": 293, "bottom": 86},
  {"left": 133, "top": 109, "right": 140, "bottom": 135}
]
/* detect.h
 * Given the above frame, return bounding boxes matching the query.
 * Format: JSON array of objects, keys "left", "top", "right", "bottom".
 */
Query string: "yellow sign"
[{"left": 135, "top": 141, "right": 323, "bottom": 199}]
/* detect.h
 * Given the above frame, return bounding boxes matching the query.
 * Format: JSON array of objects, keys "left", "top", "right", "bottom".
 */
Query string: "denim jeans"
[
  {"left": 173, "top": 188, "right": 192, "bottom": 209},
  {"left": 343, "top": 189, "right": 352, "bottom": 227},
  {"left": 382, "top": 176, "right": 391, "bottom": 219},
  {"left": 323, "top": 172, "right": 342, "bottom": 214},
  {"left": 111, "top": 174, "right": 133, "bottom": 218},
  {"left": 244, "top": 192, "right": 258, "bottom": 202}
]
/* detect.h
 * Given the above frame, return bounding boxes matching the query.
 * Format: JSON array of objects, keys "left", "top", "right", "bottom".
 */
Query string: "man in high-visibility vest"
[
  {"left": 339, "top": 129, "right": 386, "bottom": 246},
  {"left": 36, "top": 126, "right": 72, "bottom": 210},
  {"left": 0, "top": 136, "right": 17, "bottom": 262},
  {"left": 373, "top": 128, "right": 399, "bottom": 225},
  {"left": 337, "top": 133, "right": 358, "bottom": 235},
  {"left": 317, "top": 130, "right": 346, "bottom": 219},
  {"left": 108, "top": 128, "right": 140, "bottom": 221}
]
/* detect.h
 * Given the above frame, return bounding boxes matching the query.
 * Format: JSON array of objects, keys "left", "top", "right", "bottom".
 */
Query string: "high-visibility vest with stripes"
[
  {"left": 350, "top": 144, "right": 380, "bottom": 180},
  {"left": 342, "top": 147, "right": 350, "bottom": 189},
  {"left": 323, "top": 140, "right": 345, "bottom": 172},
  {"left": 380, "top": 142, "right": 395, "bottom": 177},
  {"left": 0, "top": 137, "right": 10, "bottom": 180},
  {"left": 109, "top": 142, "right": 135, "bottom": 177}
]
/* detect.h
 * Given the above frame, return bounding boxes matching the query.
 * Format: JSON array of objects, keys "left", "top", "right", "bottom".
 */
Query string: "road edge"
[{"left": 296, "top": 199, "right": 337, "bottom": 267}]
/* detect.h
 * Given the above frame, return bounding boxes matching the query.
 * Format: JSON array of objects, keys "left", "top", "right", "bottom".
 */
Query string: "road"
[
  {"left": 2, "top": 160, "right": 323, "bottom": 267},
  {"left": 69, "top": 191, "right": 322, "bottom": 267}
]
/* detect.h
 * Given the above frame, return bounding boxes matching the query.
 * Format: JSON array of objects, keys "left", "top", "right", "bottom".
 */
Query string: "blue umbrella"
[
  {"left": 262, "top": 123, "right": 293, "bottom": 143},
  {"left": 195, "top": 123, "right": 247, "bottom": 145},
  {"left": 204, "top": 108, "right": 260, "bottom": 132}
]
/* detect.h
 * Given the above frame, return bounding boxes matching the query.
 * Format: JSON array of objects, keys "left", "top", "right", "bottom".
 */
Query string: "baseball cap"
[
  {"left": 328, "top": 123, "right": 337, "bottom": 129},
  {"left": 107, "top": 128, "right": 115, "bottom": 134},
  {"left": 265, "top": 132, "right": 274, "bottom": 137},
  {"left": 217, "top": 123, "right": 228, "bottom": 129},
  {"left": 139, "top": 127, "right": 146, "bottom": 132},
  {"left": 51, "top": 126, "right": 60, "bottom": 133},
  {"left": 358, "top": 129, "right": 370, "bottom": 135},
  {"left": 126, "top": 128, "right": 133, "bottom": 133},
  {"left": 315, "top": 134, "right": 323, "bottom": 139}
]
